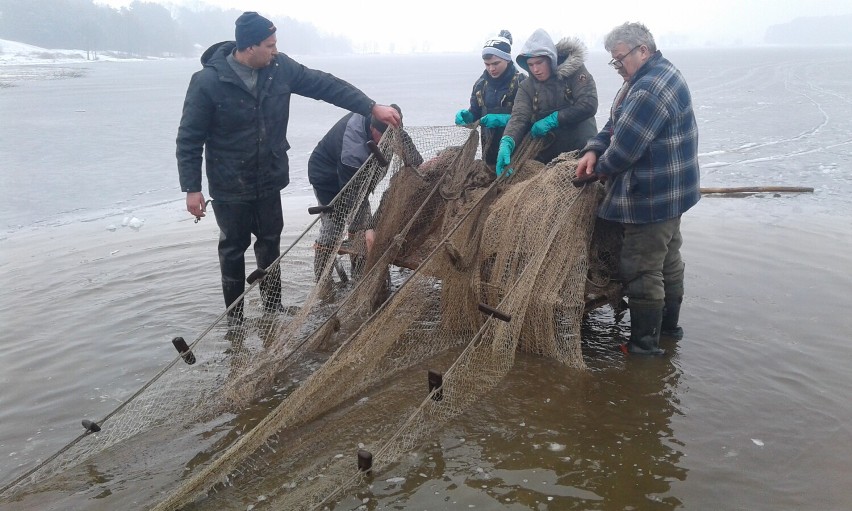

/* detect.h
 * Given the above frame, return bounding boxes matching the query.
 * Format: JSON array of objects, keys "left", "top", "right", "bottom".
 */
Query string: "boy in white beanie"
[{"left": 454, "top": 30, "right": 526, "bottom": 165}]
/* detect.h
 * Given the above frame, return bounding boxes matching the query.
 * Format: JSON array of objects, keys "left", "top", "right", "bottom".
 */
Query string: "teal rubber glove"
[
  {"left": 455, "top": 109, "right": 475, "bottom": 125},
  {"left": 531, "top": 111, "right": 559, "bottom": 138},
  {"left": 480, "top": 113, "right": 511, "bottom": 128},
  {"left": 496, "top": 136, "right": 515, "bottom": 177}
]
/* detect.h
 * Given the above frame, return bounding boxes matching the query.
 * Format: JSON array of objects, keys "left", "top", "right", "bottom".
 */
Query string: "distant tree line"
[
  {"left": 0, "top": 0, "right": 353, "bottom": 58},
  {"left": 765, "top": 14, "right": 852, "bottom": 45}
]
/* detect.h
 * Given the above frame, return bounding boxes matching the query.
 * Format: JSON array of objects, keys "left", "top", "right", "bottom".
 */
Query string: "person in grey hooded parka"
[{"left": 497, "top": 28, "right": 599, "bottom": 176}]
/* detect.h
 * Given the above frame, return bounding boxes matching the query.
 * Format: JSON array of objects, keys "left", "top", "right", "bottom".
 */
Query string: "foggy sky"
[{"left": 97, "top": 0, "right": 852, "bottom": 52}]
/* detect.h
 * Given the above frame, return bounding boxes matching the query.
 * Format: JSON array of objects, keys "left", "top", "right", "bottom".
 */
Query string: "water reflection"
[{"left": 365, "top": 306, "right": 687, "bottom": 510}]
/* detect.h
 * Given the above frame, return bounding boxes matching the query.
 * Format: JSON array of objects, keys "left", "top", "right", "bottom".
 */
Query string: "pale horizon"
[{"left": 90, "top": 0, "right": 852, "bottom": 53}]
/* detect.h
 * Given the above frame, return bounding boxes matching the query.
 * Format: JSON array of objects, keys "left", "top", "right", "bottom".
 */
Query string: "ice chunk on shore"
[{"left": 128, "top": 217, "right": 144, "bottom": 230}]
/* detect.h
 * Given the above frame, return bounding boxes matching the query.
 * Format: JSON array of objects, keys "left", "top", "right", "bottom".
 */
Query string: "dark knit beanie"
[
  {"left": 482, "top": 30, "right": 513, "bottom": 61},
  {"left": 370, "top": 104, "right": 402, "bottom": 133},
  {"left": 235, "top": 12, "right": 276, "bottom": 50}
]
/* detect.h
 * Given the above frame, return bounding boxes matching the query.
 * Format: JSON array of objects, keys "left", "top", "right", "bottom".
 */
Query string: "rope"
[
  {"left": 150, "top": 130, "right": 508, "bottom": 511},
  {"left": 0, "top": 127, "right": 395, "bottom": 500}
]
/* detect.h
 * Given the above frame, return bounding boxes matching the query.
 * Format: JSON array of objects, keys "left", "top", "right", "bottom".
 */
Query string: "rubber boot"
[
  {"left": 627, "top": 300, "right": 666, "bottom": 356},
  {"left": 314, "top": 244, "right": 333, "bottom": 281},
  {"left": 259, "top": 265, "right": 284, "bottom": 314},
  {"left": 661, "top": 297, "right": 684, "bottom": 341},
  {"left": 222, "top": 276, "right": 245, "bottom": 328}
]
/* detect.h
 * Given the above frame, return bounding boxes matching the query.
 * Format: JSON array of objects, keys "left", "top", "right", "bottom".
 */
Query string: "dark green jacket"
[{"left": 505, "top": 35, "right": 598, "bottom": 163}]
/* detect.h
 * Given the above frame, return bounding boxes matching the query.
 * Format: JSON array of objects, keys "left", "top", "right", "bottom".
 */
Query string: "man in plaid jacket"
[{"left": 576, "top": 22, "right": 700, "bottom": 355}]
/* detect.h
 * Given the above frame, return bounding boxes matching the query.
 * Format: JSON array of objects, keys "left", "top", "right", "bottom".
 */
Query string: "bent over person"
[
  {"left": 308, "top": 104, "right": 422, "bottom": 287},
  {"left": 454, "top": 30, "right": 525, "bottom": 165},
  {"left": 176, "top": 12, "right": 400, "bottom": 326},
  {"left": 575, "top": 22, "right": 701, "bottom": 355},
  {"left": 497, "top": 28, "right": 598, "bottom": 177}
]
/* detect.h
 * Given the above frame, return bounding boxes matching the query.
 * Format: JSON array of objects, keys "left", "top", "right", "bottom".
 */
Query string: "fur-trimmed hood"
[
  {"left": 516, "top": 29, "right": 588, "bottom": 79},
  {"left": 555, "top": 36, "right": 588, "bottom": 79}
]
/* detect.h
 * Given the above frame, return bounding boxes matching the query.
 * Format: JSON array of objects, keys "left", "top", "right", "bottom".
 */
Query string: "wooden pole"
[{"left": 700, "top": 186, "right": 813, "bottom": 194}]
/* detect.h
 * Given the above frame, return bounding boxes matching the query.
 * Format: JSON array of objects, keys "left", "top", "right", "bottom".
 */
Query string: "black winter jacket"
[{"left": 177, "top": 41, "right": 376, "bottom": 201}]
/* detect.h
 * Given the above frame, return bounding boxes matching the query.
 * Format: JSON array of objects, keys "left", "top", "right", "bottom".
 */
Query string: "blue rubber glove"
[
  {"left": 531, "top": 111, "right": 559, "bottom": 138},
  {"left": 496, "top": 136, "right": 515, "bottom": 177},
  {"left": 480, "top": 113, "right": 511, "bottom": 128},
  {"left": 455, "top": 109, "right": 475, "bottom": 125}
]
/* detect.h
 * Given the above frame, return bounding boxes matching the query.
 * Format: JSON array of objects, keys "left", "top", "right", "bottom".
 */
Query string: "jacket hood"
[
  {"left": 200, "top": 41, "right": 235, "bottom": 66},
  {"left": 516, "top": 28, "right": 558, "bottom": 75},
  {"left": 554, "top": 36, "right": 588, "bottom": 79}
]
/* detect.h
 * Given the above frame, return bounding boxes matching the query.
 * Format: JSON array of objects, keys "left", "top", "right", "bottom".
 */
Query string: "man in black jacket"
[{"left": 176, "top": 12, "right": 400, "bottom": 325}]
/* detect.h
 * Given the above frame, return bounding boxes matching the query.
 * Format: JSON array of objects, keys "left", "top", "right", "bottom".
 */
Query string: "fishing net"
[{"left": 0, "top": 125, "right": 623, "bottom": 511}]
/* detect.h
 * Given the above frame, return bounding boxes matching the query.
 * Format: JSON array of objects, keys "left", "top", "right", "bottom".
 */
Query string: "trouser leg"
[
  {"left": 620, "top": 219, "right": 682, "bottom": 302},
  {"left": 661, "top": 221, "right": 685, "bottom": 339},
  {"left": 313, "top": 190, "right": 342, "bottom": 282},
  {"left": 252, "top": 194, "right": 284, "bottom": 312},
  {"left": 620, "top": 218, "right": 681, "bottom": 354},
  {"left": 348, "top": 199, "right": 373, "bottom": 280},
  {"left": 212, "top": 200, "right": 252, "bottom": 322}
]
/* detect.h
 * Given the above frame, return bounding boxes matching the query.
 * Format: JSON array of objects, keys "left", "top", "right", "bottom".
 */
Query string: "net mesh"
[{"left": 0, "top": 125, "right": 623, "bottom": 510}]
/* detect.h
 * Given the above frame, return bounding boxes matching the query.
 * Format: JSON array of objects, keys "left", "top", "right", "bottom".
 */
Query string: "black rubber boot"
[
  {"left": 661, "top": 297, "right": 684, "bottom": 341},
  {"left": 222, "top": 276, "right": 245, "bottom": 328},
  {"left": 314, "top": 244, "right": 333, "bottom": 282},
  {"left": 627, "top": 300, "right": 666, "bottom": 356},
  {"left": 259, "top": 265, "right": 284, "bottom": 314}
]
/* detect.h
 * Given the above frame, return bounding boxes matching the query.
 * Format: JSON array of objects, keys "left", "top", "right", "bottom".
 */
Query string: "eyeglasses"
[{"left": 608, "top": 45, "right": 642, "bottom": 69}]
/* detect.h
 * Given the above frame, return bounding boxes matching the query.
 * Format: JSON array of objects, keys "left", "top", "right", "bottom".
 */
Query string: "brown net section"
[
  {"left": 150, "top": 127, "right": 621, "bottom": 510},
  {"left": 1, "top": 126, "right": 623, "bottom": 511}
]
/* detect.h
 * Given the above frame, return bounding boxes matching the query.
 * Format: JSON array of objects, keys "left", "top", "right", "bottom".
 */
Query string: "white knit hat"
[{"left": 482, "top": 30, "right": 513, "bottom": 61}]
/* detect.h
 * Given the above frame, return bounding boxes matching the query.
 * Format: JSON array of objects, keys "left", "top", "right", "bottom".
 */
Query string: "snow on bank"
[
  {"left": 0, "top": 38, "right": 144, "bottom": 65},
  {"left": 0, "top": 39, "right": 147, "bottom": 85}
]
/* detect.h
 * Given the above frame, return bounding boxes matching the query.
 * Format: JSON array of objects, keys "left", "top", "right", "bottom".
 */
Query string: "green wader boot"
[
  {"left": 627, "top": 300, "right": 666, "bottom": 356},
  {"left": 661, "top": 297, "right": 684, "bottom": 341}
]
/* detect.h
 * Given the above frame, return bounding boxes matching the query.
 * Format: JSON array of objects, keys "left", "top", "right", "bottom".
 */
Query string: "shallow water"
[{"left": 1, "top": 48, "right": 851, "bottom": 510}]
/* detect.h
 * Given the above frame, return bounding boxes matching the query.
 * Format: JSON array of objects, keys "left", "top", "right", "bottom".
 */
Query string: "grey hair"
[{"left": 604, "top": 22, "right": 657, "bottom": 53}]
